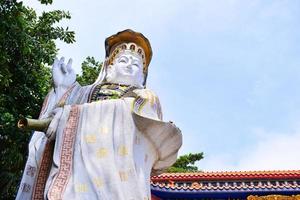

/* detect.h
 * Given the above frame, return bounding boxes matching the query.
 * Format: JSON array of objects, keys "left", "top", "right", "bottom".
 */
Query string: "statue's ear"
[{"left": 105, "top": 65, "right": 114, "bottom": 81}]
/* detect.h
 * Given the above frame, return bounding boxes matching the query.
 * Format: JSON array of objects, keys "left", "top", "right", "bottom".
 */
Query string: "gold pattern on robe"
[
  {"left": 84, "top": 134, "right": 97, "bottom": 143},
  {"left": 118, "top": 145, "right": 128, "bottom": 156},
  {"left": 75, "top": 183, "right": 88, "bottom": 193},
  {"left": 119, "top": 171, "right": 128, "bottom": 182},
  {"left": 93, "top": 178, "right": 103, "bottom": 188},
  {"left": 96, "top": 148, "right": 108, "bottom": 158},
  {"left": 100, "top": 126, "right": 109, "bottom": 134},
  {"left": 145, "top": 90, "right": 156, "bottom": 106}
]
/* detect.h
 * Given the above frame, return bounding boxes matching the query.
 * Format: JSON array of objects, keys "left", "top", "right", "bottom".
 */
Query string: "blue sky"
[{"left": 24, "top": 0, "right": 300, "bottom": 171}]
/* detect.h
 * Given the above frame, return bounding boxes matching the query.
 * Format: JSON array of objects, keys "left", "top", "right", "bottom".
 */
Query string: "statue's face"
[{"left": 106, "top": 51, "right": 144, "bottom": 87}]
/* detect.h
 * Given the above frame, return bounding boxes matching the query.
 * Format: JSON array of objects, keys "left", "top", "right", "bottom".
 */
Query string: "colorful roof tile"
[
  {"left": 152, "top": 170, "right": 300, "bottom": 182},
  {"left": 151, "top": 170, "right": 300, "bottom": 199}
]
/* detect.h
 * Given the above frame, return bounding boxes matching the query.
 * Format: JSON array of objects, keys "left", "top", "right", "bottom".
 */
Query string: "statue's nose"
[
  {"left": 126, "top": 59, "right": 134, "bottom": 68},
  {"left": 125, "top": 63, "right": 133, "bottom": 70}
]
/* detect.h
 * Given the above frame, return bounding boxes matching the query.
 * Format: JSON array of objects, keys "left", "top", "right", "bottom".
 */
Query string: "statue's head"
[{"left": 100, "top": 29, "right": 152, "bottom": 88}]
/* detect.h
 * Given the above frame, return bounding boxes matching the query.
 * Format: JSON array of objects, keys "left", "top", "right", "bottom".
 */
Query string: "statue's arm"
[{"left": 38, "top": 57, "right": 79, "bottom": 119}]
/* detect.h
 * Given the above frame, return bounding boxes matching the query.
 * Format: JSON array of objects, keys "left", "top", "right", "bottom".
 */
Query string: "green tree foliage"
[
  {"left": 167, "top": 153, "right": 204, "bottom": 173},
  {"left": 0, "top": 0, "right": 75, "bottom": 198},
  {"left": 76, "top": 57, "right": 102, "bottom": 86}
]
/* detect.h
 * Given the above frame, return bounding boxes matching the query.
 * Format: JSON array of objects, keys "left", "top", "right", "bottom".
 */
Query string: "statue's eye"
[
  {"left": 119, "top": 59, "right": 126, "bottom": 63},
  {"left": 132, "top": 63, "right": 139, "bottom": 67}
]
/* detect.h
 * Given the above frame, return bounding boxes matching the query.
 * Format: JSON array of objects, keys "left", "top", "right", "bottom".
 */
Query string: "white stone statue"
[{"left": 16, "top": 29, "right": 182, "bottom": 200}]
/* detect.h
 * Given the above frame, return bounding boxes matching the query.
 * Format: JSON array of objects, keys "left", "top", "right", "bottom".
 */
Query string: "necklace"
[{"left": 89, "top": 83, "right": 137, "bottom": 102}]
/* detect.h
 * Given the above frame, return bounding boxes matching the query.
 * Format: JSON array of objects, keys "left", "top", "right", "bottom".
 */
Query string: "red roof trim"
[{"left": 151, "top": 170, "right": 300, "bottom": 182}]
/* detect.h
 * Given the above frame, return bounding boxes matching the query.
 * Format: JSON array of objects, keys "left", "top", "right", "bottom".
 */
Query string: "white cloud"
[
  {"left": 236, "top": 128, "right": 300, "bottom": 170},
  {"left": 200, "top": 153, "right": 237, "bottom": 171},
  {"left": 201, "top": 128, "right": 300, "bottom": 171}
]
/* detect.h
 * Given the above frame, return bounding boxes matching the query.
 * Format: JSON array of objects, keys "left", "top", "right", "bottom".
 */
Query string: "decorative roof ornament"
[{"left": 248, "top": 195, "right": 300, "bottom": 200}]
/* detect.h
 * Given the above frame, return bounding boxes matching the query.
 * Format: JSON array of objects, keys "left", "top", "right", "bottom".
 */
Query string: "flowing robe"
[{"left": 16, "top": 83, "right": 182, "bottom": 200}]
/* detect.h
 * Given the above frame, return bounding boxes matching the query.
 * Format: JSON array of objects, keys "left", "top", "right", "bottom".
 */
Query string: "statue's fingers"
[
  {"left": 58, "top": 57, "right": 69, "bottom": 74},
  {"left": 46, "top": 108, "right": 62, "bottom": 141},
  {"left": 52, "top": 58, "right": 60, "bottom": 77},
  {"left": 66, "top": 58, "right": 73, "bottom": 73},
  {"left": 57, "top": 57, "right": 65, "bottom": 73},
  {"left": 53, "top": 57, "right": 59, "bottom": 68},
  {"left": 59, "top": 57, "right": 65, "bottom": 65},
  {"left": 61, "top": 63, "right": 67, "bottom": 74}
]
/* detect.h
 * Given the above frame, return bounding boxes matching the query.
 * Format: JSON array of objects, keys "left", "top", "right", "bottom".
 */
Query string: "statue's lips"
[{"left": 121, "top": 67, "right": 134, "bottom": 75}]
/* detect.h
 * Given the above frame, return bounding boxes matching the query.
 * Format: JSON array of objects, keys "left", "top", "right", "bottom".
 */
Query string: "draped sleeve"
[{"left": 132, "top": 89, "right": 182, "bottom": 175}]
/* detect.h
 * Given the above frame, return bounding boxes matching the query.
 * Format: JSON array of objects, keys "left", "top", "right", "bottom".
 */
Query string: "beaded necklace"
[{"left": 89, "top": 83, "right": 137, "bottom": 102}]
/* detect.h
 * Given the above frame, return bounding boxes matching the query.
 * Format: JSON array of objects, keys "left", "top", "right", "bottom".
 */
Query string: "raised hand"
[{"left": 52, "top": 57, "right": 76, "bottom": 89}]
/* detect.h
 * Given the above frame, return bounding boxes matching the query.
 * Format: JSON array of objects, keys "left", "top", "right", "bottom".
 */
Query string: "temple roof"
[
  {"left": 150, "top": 170, "right": 300, "bottom": 199},
  {"left": 152, "top": 170, "right": 300, "bottom": 182}
]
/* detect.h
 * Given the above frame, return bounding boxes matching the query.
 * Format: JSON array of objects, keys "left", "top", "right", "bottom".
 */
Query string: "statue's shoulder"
[
  {"left": 133, "top": 88, "right": 159, "bottom": 101},
  {"left": 133, "top": 88, "right": 163, "bottom": 120}
]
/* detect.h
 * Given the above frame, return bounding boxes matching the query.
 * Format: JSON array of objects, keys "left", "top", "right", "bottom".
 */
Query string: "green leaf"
[
  {"left": 76, "top": 57, "right": 103, "bottom": 85},
  {"left": 38, "top": 0, "right": 53, "bottom": 5}
]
